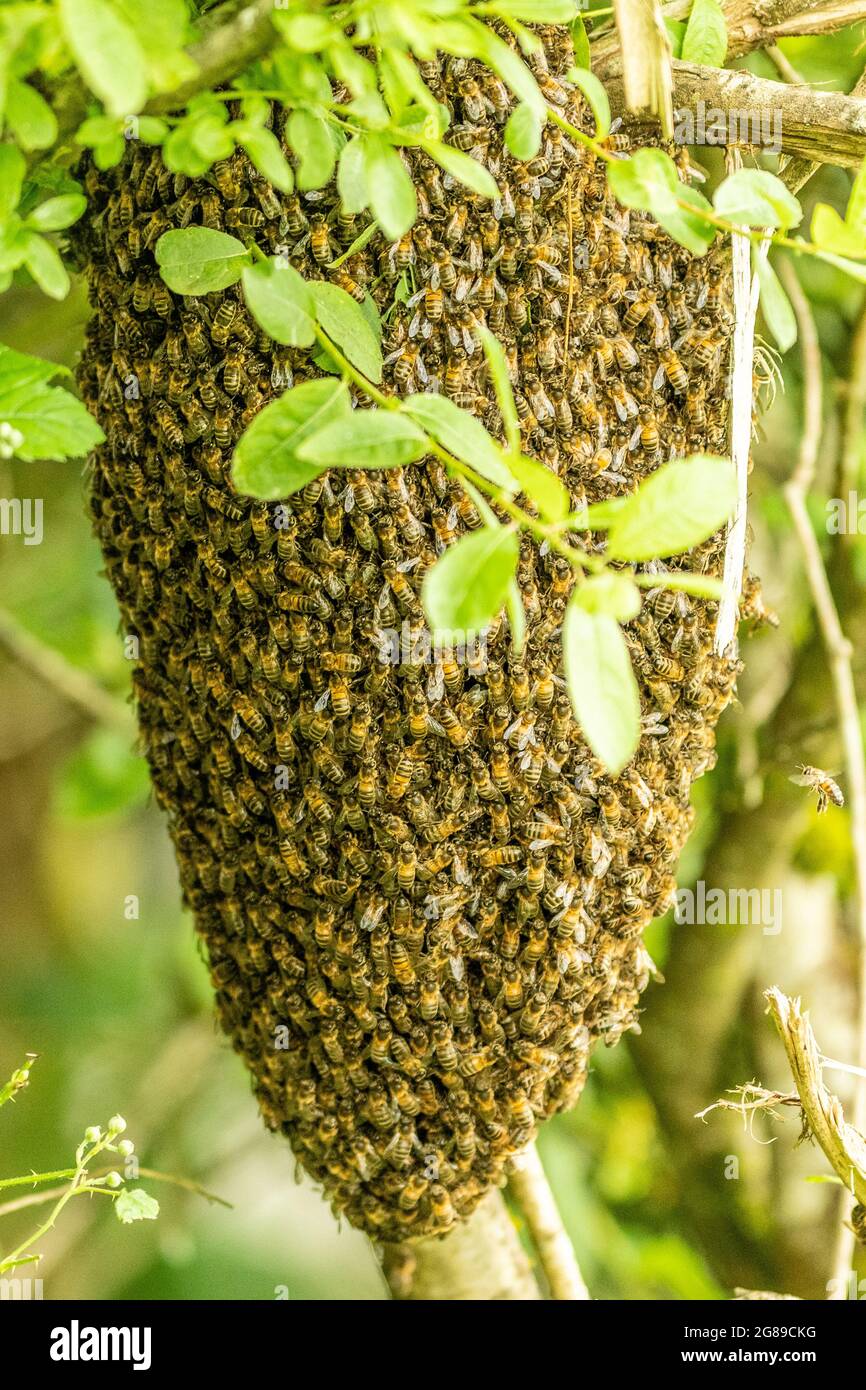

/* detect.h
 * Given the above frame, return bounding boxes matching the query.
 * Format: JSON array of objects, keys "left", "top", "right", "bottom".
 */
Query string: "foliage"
[{"left": 0, "top": 1, "right": 865, "bottom": 766}]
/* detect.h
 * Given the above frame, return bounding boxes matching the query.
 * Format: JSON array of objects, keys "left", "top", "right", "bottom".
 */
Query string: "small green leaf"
[
  {"left": 237, "top": 125, "right": 294, "bottom": 193},
  {"left": 606, "top": 455, "right": 737, "bottom": 562},
  {"left": 424, "top": 140, "right": 499, "bottom": 199},
  {"left": 5, "top": 79, "right": 58, "bottom": 151},
  {"left": 562, "top": 600, "right": 640, "bottom": 775},
  {"left": 401, "top": 393, "right": 517, "bottom": 493},
  {"left": 681, "top": 0, "right": 727, "bottom": 67},
  {"left": 23, "top": 233, "right": 69, "bottom": 299},
  {"left": 0, "top": 344, "right": 104, "bottom": 460},
  {"left": 115, "top": 1187, "right": 160, "bottom": 1224},
  {"left": 298, "top": 409, "right": 428, "bottom": 469},
  {"left": 504, "top": 102, "right": 542, "bottom": 160},
  {"left": 477, "top": 324, "right": 520, "bottom": 456},
  {"left": 574, "top": 572, "right": 641, "bottom": 621},
  {"left": 0, "top": 145, "right": 25, "bottom": 220},
  {"left": 233, "top": 379, "right": 351, "bottom": 499},
  {"left": 242, "top": 257, "right": 315, "bottom": 346},
  {"left": 755, "top": 254, "right": 797, "bottom": 352},
  {"left": 337, "top": 136, "right": 369, "bottom": 215},
  {"left": 364, "top": 136, "right": 416, "bottom": 239},
  {"left": 656, "top": 183, "right": 716, "bottom": 256},
  {"left": 26, "top": 194, "right": 87, "bottom": 232},
  {"left": 156, "top": 227, "right": 249, "bottom": 295},
  {"left": 645, "top": 571, "right": 724, "bottom": 599},
  {"left": 813, "top": 248, "right": 866, "bottom": 285},
  {"left": 845, "top": 158, "right": 866, "bottom": 242},
  {"left": 571, "top": 16, "right": 591, "bottom": 70},
  {"left": 488, "top": 1, "right": 577, "bottom": 20},
  {"left": 422, "top": 525, "right": 519, "bottom": 640},
  {"left": 810, "top": 203, "right": 866, "bottom": 259},
  {"left": 568, "top": 67, "right": 610, "bottom": 139},
  {"left": 286, "top": 109, "right": 337, "bottom": 191},
  {"left": 607, "top": 147, "right": 678, "bottom": 211},
  {"left": 310, "top": 280, "right": 383, "bottom": 382},
  {"left": 59, "top": 0, "right": 147, "bottom": 117},
  {"left": 664, "top": 18, "right": 687, "bottom": 57},
  {"left": 714, "top": 169, "right": 802, "bottom": 231},
  {"left": 509, "top": 454, "right": 569, "bottom": 522}
]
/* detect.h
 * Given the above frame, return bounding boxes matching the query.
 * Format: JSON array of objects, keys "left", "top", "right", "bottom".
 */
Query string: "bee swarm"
[{"left": 74, "top": 25, "right": 742, "bottom": 1242}]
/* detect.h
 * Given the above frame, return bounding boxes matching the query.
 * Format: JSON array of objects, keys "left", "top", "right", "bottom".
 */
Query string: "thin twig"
[
  {"left": 0, "top": 606, "right": 132, "bottom": 734},
  {"left": 507, "top": 1142, "right": 590, "bottom": 1300},
  {"left": 0, "top": 1166, "right": 231, "bottom": 1219},
  {"left": 840, "top": 298, "right": 866, "bottom": 502},
  {"left": 780, "top": 261, "right": 866, "bottom": 1292}
]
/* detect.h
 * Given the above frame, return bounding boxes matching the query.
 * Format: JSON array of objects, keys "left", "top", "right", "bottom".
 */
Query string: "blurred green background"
[{"left": 2, "top": 30, "right": 866, "bottom": 1301}]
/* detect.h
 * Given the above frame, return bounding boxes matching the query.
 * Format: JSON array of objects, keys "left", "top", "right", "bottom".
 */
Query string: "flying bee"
[{"left": 790, "top": 765, "right": 844, "bottom": 814}]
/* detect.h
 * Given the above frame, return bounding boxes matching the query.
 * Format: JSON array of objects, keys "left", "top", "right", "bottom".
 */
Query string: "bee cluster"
[{"left": 73, "top": 26, "right": 742, "bottom": 1242}]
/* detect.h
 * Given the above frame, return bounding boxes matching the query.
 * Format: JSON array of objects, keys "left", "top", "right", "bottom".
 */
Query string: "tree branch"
[
  {"left": 507, "top": 1143, "right": 590, "bottom": 1299},
  {"left": 607, "top": 63, "right": 866, "bottom": 167},
  {"left": 382, "top": 1188, "right": 542, "bottom": 1300}
]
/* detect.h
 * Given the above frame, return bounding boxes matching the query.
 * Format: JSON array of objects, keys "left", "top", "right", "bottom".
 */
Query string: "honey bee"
[
  {"left": 790, "top": 765, "right": 844, "bottom": 814},
  {"left": 654, "top": 347, "right": 689, "bottom": 394}
]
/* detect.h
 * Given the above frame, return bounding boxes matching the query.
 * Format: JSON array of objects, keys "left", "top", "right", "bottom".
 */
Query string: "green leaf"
[
  {"left": 813, "top": 248, "right": 866, "bottom": 285},
  {"left": 286, "top": 109, "right": 337, "bottom": 191},
  {"left": 58, "top": 0, "right": 147, "bottom": 117},
  {"left": 298, "top": 410, "right": 428, "bottom": 470},
  {"left": 477, "top": 324, "right": 520, "bottom": 456},
  {"left": 156, "top": 227, "right": 249, "bottom": 295},
  {"left": 607, "top": 147, "right": 678, "bottom": 211},
  {"left": 755, "top": 254, "right": 797, "bottom": 352},
  {"left": 400, "top": 394, "right": 517, "bottom": 493},
  {"left": 364, "top": 136, "right": 416, "bottom": 239},
  {"left": 422, "top": 525, "right": 519, "bottom": 640},
  {"left": 574, "top": 572, "right": 641, "bottom": 622},
  {"left": 571, "top": 16, "right": 591, "bottom": 70},
  {"left": 26, "top": 194, "right": 87, "bottom": 232},
  {"left": 810, "top": 203, "right": 866, "bottom": 259},
  {"left": 845, "top": 158, "right": 866, "bottom": 242},
  {"left": 242, "top": 256, "right": 316, "bottom": 346},
  {"left": 655, "top": 183, "right": 715, "bottom": 256},
  {"left": 562, "top": 600, "right": 640, "bottom": 774},
  {"left": 115, "top": 1188, "right": 160, "bottom": 1224},
  {"left": 664, "top": 18, "right": 687, "bottom": 57},
  {"left": 310, "top": 280, "right": 383, "bottom": 382},
  {"left": 645, "top": 571, "right": 724, "bottom": 599},
  {"left": 23, "top": 233, "right": 69, "bottom": 299},
  {"left": 237, "top": 125, "right": 294, "bottom": 193},
  {"left": 424, "top": 140, "right": 498, "bottom": 199},
  {"left": 233, "top": 379, "right": 351, "bottom": 499},
  {"left": 468, "top": 17, "right": 545, "bottom": 116},
  {"left": 337, "top": 136, "right": 369, "bottom": 215},
  {"left": 504, "top": 102, "right": 542, "bottom": 160},
  {"left": 606, "top": 455, "right": 737, "bottom": 562},
  {"left": 5, "top": 78, "right": 57, "bottom": 151},
  {"left": 713, "top": 169, "right": 802, "bottom": 231},
  {"left": 509, "top": 454, "right": 569, "bottom": 522},
  {"left": 487, "top": 1, "right": 577, "bottom": 19},
  {"left": 681, "top": 0, "right": 727, "bottom": 67},
  {"left": 0, "top": 145, "right": 25, "bottom": 220},
  {"left": 0, "top": 343, "right": 104, "bottom": 460},
  {"left": 568, "top": 66, "right": 610, "bottom": 139}
]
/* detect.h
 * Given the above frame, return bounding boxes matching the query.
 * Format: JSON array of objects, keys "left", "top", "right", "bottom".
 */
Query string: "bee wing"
[{"left": 789, "top": 773, "right": 814, "bottom": 786}]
